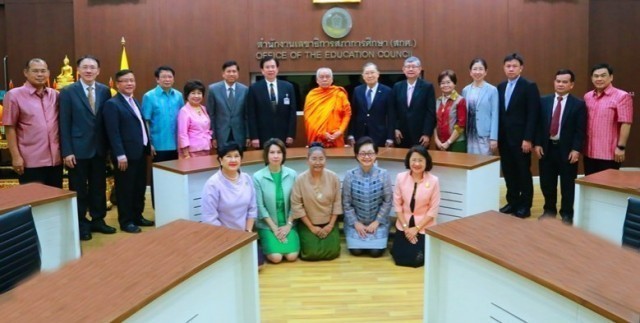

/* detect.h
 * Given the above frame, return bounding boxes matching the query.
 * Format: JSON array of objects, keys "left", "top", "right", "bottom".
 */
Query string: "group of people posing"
[
  {"left": 202, "top": 137, "right": 438, "bottom": 267},
  {"left": 1, "top": 51, "right": 633, "bottom": 262}
]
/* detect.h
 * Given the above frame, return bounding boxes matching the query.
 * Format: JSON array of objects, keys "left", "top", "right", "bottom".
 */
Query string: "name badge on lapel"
[{"left": 283, "top": 94, "right": 290, "bottom": 105}]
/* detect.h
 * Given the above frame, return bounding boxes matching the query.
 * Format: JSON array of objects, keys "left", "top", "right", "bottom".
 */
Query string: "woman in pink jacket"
[{"left": 177, "top": 80, "right": 212, "bottom": 158}]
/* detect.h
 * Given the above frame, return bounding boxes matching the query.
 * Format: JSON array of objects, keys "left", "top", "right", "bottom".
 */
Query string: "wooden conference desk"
[
  {"left": 0, "top": 220, "right": 260, "bottom": 323},
  {"left": 574, "top": 169, "right": 640, "bottom": 245},
  {"left": 0, "top": 183, "right": 80, "bottom": 271},
  {"left": 424, "top": 211, "right": 640, "bottom": 322},
  {"left": 153, "top": 147, "right": 500, "bottom": 227}
]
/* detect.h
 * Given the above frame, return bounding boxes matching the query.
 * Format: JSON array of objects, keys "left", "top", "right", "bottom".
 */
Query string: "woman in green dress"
[{"left": 253, "top": 138, "right": 300, "bottom": 263}]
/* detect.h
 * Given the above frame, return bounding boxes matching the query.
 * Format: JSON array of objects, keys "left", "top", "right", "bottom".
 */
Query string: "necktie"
[
  {"left": 88, "top": 86, "right": 95, "bottom": 114},
  {"left": 550, "top": 96, "right": 563, "bottom": 137},
  {"left": 407, "top": 85, "right": 414, "bottom": 107},
  {"left": 505, "top": 81, "right": 515, "bottom": 110},
  {"left": 128, "top": 97, "right": 148, "bottom": 146},
  {"left": 366, "top": 88, "right": 373, "bottom": 110},
  {"left": 269, "top": 83, "right": 276, "bottom": 103},
  {"left": 228, "top": 87, "right": 235, "bottom": 108}
]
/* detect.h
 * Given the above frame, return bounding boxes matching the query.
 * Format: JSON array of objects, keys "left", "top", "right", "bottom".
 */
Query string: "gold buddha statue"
[{"left": 56, "top": 55, "right": 75, "bottom": 89}]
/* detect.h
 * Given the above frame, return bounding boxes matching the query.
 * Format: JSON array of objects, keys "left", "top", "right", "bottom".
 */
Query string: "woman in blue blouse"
[
  {"left": 341, "top": 136, "right": 393, "bottom": 257},
  {"left": 461, "top": 58, "right": 499, "bottom": 155},
  {"left": 253, "top": 138, "right": 300, "bottom": 263}
]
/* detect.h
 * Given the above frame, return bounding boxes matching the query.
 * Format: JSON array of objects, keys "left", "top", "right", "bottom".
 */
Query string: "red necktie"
[{"left": 550, "top": 96, "right": 563, "bottom": 137}]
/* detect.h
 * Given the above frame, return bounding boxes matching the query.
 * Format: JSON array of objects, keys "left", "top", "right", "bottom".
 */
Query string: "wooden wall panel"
[
  {"left": 4, "top": 0, "right": 74, "bottom": 89},
  {"left": 589, "top": 0, "right": 640, "bottom": 167},
  {"left": 506, "top": 0, "right": 590, "bottom": 96},
  {"left": 423, "top": 0, "right": 510, "bottom": 86},
  {"left": 74, "top": 0, "right": 250, "bottom": 94}
]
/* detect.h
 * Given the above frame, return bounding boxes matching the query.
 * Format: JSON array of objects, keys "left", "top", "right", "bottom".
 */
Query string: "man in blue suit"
[
  {"left": 391, "top": 56, "right": 436, "bottom": 148},
  {"left": 347, "top": 62, "right": 394, "bottom": 148},
  {"left": 59, "top": 55, "right": 115, "bottom": 241},
  {"left": 534, "top": 69, "right": 586, "bottom": 224},
  {"left": 103, "top": 69, "right": 154, "bottom": 233},
  {"left": 247, "top": 56, "right": 297, "bottom": 148},
  {"left": 207, "top": 60, "right": 249, "bottom": 150},
  {"left": 497, "top": 53, "right": 541, "bottom": 218}
]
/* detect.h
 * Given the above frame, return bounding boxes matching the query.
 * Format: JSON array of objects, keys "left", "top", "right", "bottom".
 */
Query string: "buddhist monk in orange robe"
[{"left": 304, "top": 67, "right": 352, "bottom": 148}]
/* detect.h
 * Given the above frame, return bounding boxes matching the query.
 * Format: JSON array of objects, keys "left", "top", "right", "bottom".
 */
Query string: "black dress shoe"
[
  {"left": 80, "top": 230, "right": 92, "bottom": 241},
  {"left": 121, "top": 223, "right": 142, "bottom": 233},
  {"left": 499, "top": 204, "right": 516, "bottom": 214},
  {"left": 91, "top": 220, "right": 117, "bottom": 234},
  {"left": 134, "top": 217, "right": 155, "bottom": 227},
  {"left": 561, "top": 215, "right": 573, "bottom": 225},
  {"left": 514, "top": 208, "right": 531, "bottom": 218},
  {"left": 538, "top": 211, "right": 557, "bottom": 220}
]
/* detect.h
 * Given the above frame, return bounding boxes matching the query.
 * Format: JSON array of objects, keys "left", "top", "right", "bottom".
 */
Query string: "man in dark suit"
[
  {"left": 391, "top": 56, "right": 436, "bottom": 148},
  {"left": 347, "top": 62, "right": 394, "bottom": 148},
  {"left": 59, "top": 55, "right": 115, "bottom": 241},
  {"left": 497, "top": 53, "right": 540, "bottom": 218},
  {"left": 207, "top": 60, "right": 249, "bottom": 150},
  {"left": 103, "top": 69, "right": 154, "bottom": 233},
  {"left": 534, "top": 69, "right": 586, "bottom": 224},
  {"left": 247, "top": 56, "right": 297, "bottom": 149}
]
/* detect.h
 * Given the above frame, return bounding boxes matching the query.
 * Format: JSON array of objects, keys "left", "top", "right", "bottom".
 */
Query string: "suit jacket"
[
  {"left": 497, "top": 77, "right": 540, "bottom": 146},
  {"left": 59, "top": 81, "right": 111, "bottom": 159},
  {"left": 391, "top": 79, "right": 436, "bottom": 146},
  {"left": 461, "top": 82, "right": 499, "bottom": 140},
  {"left": 206, "top": 81, "right": 249, "bottom": 145},
  {"left": 535, "top": 93, "right": 587, "bottom": 156},
  {"left": 247, "top": 79, "right": 297, "bottom": 144},
  {"left": 348, "top": 83, "right": 394, "bottom": 146},
  {"left": 103, "top": 93, "right": 150, "bottom": 160}
]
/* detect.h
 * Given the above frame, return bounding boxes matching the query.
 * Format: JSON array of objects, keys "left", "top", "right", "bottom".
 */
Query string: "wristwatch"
[{"left": 617, "top": 145, "right": 626, "bottom": 151}]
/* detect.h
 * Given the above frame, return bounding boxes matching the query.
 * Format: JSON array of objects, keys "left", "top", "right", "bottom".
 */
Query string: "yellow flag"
[{"left": 120, "top": 37, "right": 129, "bottom": 70}]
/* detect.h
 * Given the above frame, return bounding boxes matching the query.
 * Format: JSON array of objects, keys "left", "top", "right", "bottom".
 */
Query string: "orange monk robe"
[{"left": 304, "top": 85, "right": 352, "bottom": 148}]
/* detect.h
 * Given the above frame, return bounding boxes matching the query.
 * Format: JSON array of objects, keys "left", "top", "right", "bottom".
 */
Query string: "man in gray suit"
[
  {"left": 59, "top": 55, "right": 116, "bottom": 240},
  {"left": 207, "top": 60, "right": 249, "bottom": 150}
]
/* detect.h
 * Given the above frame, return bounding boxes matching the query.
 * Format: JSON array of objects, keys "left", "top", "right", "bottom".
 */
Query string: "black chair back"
[
  {"left": 622, "top": 197, "right": 640, "bottom": 250},
  {"left": 0, "top": 205, "right": 41, "bottom": 293}
]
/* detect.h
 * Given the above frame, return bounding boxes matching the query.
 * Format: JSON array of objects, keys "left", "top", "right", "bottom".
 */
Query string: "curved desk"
[
  {"left": 153, "top": 147, "right": 500, "bottom": 227},
  {"left": 425, "top": 211, "right": 640, "bottom": 322},
  {"left": 574, "top": 169, "right": 640, "bottom": 245},
  {"left": 0, "top": 220, "right": 260, "bottom": 322},
  {"left": 0, "top": 183, "right": 80, "bottom": 271}
]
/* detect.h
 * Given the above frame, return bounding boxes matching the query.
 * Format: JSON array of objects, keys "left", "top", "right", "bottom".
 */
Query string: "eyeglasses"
[{"left": 358, "top": 152, "right": 376, "bottom": 158}]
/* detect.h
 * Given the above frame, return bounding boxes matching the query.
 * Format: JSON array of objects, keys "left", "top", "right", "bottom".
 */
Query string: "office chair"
[
  {"left": 0, "top": 205, "right": 41, "bottom": 293},
  {"left": 622, "top": 197, "right": 640, "bottom": 250}
]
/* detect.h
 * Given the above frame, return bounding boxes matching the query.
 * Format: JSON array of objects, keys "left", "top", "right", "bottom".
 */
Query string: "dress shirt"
[
  {"left": 266, "top": 80, "right": 278, "bottom": 104},
  {"left": 367, "top": 83, "right": 379, "bottom": 105},
  {"left": 583, "top": 85, "right": 634, "bottom": 160},
  {"left": 549, "top": 93, "right": 568, "bottom": 140},
  {"left": 2, "top": 82, "right": 61, "bottom": 167},
  {"left": 141, "top": 85, "right": 183, "bottom": 151},
  {"left": 504, "top": 76, "right": 519, "bottom": 109}
]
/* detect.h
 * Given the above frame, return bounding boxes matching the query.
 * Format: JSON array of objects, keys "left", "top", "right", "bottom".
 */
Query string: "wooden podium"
[
  {"left": 424, "top": 211, "right": 640, "bottom": 322},
  {"left": 0, "top": 183, "right": 80, "bottom": 271},
  {"left": 574, "top": 169, "right": 640, "bottom": 244},
  {"left": 0, "top": 220, "right": 260, "bottom": 322},
  {"left": 153, "top": 147, "right": 500, "bottom": 227}
]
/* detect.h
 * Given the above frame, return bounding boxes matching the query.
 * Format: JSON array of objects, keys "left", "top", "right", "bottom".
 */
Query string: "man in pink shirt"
[
  {"left": 583, "top": 63, "right": 633, "bottom": 175},
  {"left": 2, "top": 58, "right": 62, "bottom": 187}
]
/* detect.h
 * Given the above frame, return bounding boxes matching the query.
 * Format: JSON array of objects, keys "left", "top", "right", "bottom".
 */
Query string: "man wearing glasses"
[
  {"left": 59, "top": 55, "right": 115, "bottom": 240},
  {"left": 391, "top": 56, "right": 436, "bottom": 148},
  {"left": 103, "top": 70, "right": 154, "bottom": 234}
]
